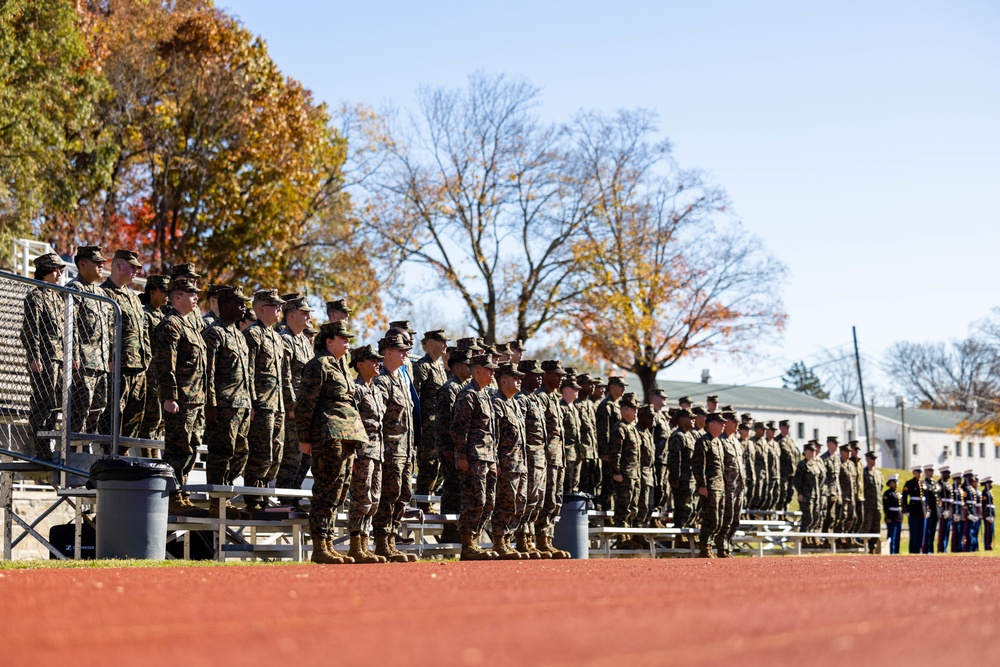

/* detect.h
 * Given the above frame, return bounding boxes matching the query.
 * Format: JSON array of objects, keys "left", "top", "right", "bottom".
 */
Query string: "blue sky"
[{"left": 222, "top": 1, "right": 1000, "bottom": 393}]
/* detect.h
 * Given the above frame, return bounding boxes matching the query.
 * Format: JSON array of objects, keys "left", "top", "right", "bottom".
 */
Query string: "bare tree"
[
  {"left": 883, "top": 338, "right": 999, "bottom": 410},
  {"left": 360, "top": 72, "right": 588, "bottom": 343}
]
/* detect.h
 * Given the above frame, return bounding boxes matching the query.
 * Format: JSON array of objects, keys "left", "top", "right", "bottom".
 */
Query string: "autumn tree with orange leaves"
[{"left": 561, "top": 110, "right": 787, "bottom": 401}]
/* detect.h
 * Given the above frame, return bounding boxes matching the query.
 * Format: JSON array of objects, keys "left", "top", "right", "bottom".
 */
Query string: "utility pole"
[
  {"left": 897, "top": 395, "right": 907, "bottom": 471},
  {"left": 853, "top": 327, "right": 872, "bottom": 452}
]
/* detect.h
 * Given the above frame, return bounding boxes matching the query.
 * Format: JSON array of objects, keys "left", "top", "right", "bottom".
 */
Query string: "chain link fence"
[{"left": 0, "top": 270, "right": 127, "bottom": 484}]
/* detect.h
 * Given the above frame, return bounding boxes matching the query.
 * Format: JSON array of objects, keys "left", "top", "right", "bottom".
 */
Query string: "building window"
[
  {"left": 813, "top": 428, "right": 819, "bottom": 441},
  {"left": 912, "top": 442, "right": 918, "bottom": 455},
  {"left": 955, "top": 441, "right": 962, "bottom": 457},
  {"left": 848, "top": 430, "right": 854, "bottom": 442},
  {"left": 797, "top": 422, "right": 805, "bottom": 439},
  {"left": 968, "top": 442, "right": 974, "bottom": 457},
  {"left": 980, "top": 442, "right": 986, "bottom": 458}
]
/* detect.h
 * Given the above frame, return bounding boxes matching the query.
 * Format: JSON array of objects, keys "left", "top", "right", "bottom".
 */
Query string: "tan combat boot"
[
  {"left": 375, "top": 535, "right": 409, "bottom": 563},
  {"left": 311, "top": 536, "right": 345, "bottom": 564},
  {"left": 209, "top": 498, "right": 245, "bottom": 520},
  {"left": 389, "top": 534, "right": 418, "bottom": 562},
  {"left": 360, "top": 534, "right": 387, "bottom": 563},
  {"left": 325, "top": 538, "right": 355, "bottom": 564},
  {"left": 348, "top": 534, "right": 383, "bottom": 564},
  {"left": 460, "top": 534, "right": 493, "bottom": 561},
  {"left": 491, "top": 533, "right": 525, "bottom": 560},
  {"left": 538, "top": 533, "right": 569, "bottom": 559},
  {"left": 515, "top": 532, "right": 540, "bottom": 559},
  {"left": 530, "top": 533, "right": 553, "bottom": 559},
  {"left": 168, "top": 494, "right": 188, "bottom": 517}
]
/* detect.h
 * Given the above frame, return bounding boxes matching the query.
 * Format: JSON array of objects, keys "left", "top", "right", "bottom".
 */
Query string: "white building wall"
[
  {"left": 869, "top": 415, "right": 1000, "bottom": 478},
  {"left": 728, "top": 409, "right": 858, "bottom": 446}
]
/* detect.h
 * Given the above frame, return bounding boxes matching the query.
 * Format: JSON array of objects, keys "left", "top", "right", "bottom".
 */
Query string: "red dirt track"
[{"left": 2, "top": 557, "right": 998, "bottom": 666}]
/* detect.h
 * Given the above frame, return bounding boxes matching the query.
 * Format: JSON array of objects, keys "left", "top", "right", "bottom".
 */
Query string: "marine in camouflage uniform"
[
  {"left": 243, "top": 290, "right": 295, "bottom": 511},
  {"left": 412, "top": 329, "right": 449, "bottom": 510},
  {"left": 202, "top": 287, "right": 254, "bottom": 491},
  {"left": 820, "top": 437, "right": 843, "bottom": 538},
  {"left": 66, "top": 246, "right": 111, "bottom": 450},
  {"left": 436, "top": 347, "right": 475, "bottom": 544},
  {"left": 609, "top": 393, "right": 642, "bottom": 545},
  {"left": 20, "top": 254, "right": 67, "bottom": 460},
  {"left": 514, "top": 360, "right": 550, "bottom": 558},
  {"left": 650, "top": 389, "right": 671, "bottom": 525},
  {"left": 136, "top": 275, "right": 170, "bottom": 446},
  {"left": 693, "top": 413, "right": 727, "bottom": 558},
  {"left": 721, "top": 415, "right": 748, "bottom": 556},
  {"left": 763, "top": 422, "right": 782, "bottom": 515},
  {"left": 295, "top": 321, "right": 366, "bottom": 565},
  {"left": 636, "top": 405, "right": 657, "bottom": 527},
  {"left": 534, "top": 360, "right": 569, "bottom": 558},
  {"left": 101, "top": 250, "right": 152, "bottom": 449},
  {"left": 667, "top": 409, "right": 698, "bottom": 527},
  {"left": 860, "top": 450, "right": 883, "bottom": 554},
  {"left": 348, "top": 344, "right": 388, "bottom": 563},
  {"left": 154, "top": 277, "right": 207, "bottom": 513},
  {"left": 793, "top": 442, "right": 824, "bottom": 545},
  {"left": 274, "top": 294, "right": 316, "bottom": 492},
  {"left": 776, "top": 420, "right": 799, "bottom": 513},
  {"left": 836, "top": 443, "right": 857, "bottom": 547},
  {"left": 372, "top": 333, "right": 418, "bottom": 562},
  {"left": 560, "top": 378, "right": 582, "bottom": 496},
  {"left": 595, "top": 377, "right": 625, "bottom": 512},
  {"left": 574, "top": 374, "right": 600, "bottom": 498},
  {"left": 747, "top": 424, "right": 767, "bottom": 510},
  {"left": 202, "top": 284, "right": 223, "bottom": 330},
  {"left": 451, "top": 354, "right": 499, "bottom": 561},
  {"left": 490, "top": 363, "right": 529, "bottom": 559}
]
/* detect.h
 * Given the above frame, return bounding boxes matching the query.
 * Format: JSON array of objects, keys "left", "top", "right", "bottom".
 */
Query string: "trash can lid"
[{"left": 89, "top": 457, "right": 178, "bottom": 483}]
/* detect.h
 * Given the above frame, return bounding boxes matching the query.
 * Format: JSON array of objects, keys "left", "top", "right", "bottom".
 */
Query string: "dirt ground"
[{"left": 2, "top": 556, "right": 997, "bottom": 666}]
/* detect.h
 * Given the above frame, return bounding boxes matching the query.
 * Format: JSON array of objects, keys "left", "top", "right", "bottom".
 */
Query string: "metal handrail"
[{"left": 0, "top": 270, "right": 124, "bottom": 471}]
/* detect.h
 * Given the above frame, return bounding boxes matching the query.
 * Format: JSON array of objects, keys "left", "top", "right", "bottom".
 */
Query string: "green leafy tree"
[{"left": 783, "top": 361, "right": 830, "bottom": 399}]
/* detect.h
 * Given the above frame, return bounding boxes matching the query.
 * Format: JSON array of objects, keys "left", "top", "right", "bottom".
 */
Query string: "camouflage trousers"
[
  {"left": 800, "top": 493, "right": 821, "bottom": 533},
  {"left": 698, "top": 487, "right": 725, "bottom": 550},
  {"left": 28, "top": 367, "right": 61, "bottom": 459},
  {"left": 245, "top": 409, "right": 284, "bottom": 490},
  {"left": 673, "top": 482, "right": 697, "bottom": 528},
  {"left": 613, "top": 474, "right": 640, "bottom": 528},
  {"left": 204, "top": 407, "right": 250, "bottom": 485},
  {"left": 373, "top": 457, "right": 413, "bottom": 538},
  {"left": 840, "top": 496, "right": 856, "bottom": 531},
  {"left": 439, "top": 456, "right": 460, "bottom": 515},
  {"left": 781, "top": 478, "right": 796, "bottom": 512},
  {"left": 458, "top": 460, "right": 497, "bottom": 537},
  {"left": 492, "top": 468, "right": 527, "bottom": 534},
  {"left": 516, "top": 465, "right": 546, "bottom": 538},
  {"left": 822, "top": 495, "right": 843, "bottom": 533},
  {"left": 861, "top": 504, "right": 882, "bottom": 553},
  {"left": 100, "top": 370, "right": 147, "bottom": 448},
  {"left": 69, "top": 368, "right": 107, "bottom": 442},
  {"left": 275, "top": 420, "right": 311, "bottom": 490},
  {"left": 563, "top": 459, "right": 580, "bottom": 496},
  {"left": 162, "top": 405, "right": 203, "bottom": 487},
  {"left": 535, "top": 464, "right": 565, "bottom": 538},
  {"left": 637, "top": 476, "right": 655, "bottom": 525},
  {"left": 414, "top": 435, "right": 441, "bottom": 503},
  {"left": 135, "top": 372, "right": 163, "bottom": 443},
  {"left": 723, "top": 479, "right": 744, "bottom": 553},
  {"left": 347, "top": 455, "right": 383, "bottom": 534},
  {"left": 752, "top": 474, "right": 768, "bottom": 510},
  {"left": 599, "top": 458, "right": 614, "bottom": 512},
  {"left": 653, "top": 463, "right": 670, "bottom": 515},
  {"left": 578, "top": 458, "right": 599, "bottom": 497},
  {"left": 308, "top": 439, "right": 352, "bottom": 540}
]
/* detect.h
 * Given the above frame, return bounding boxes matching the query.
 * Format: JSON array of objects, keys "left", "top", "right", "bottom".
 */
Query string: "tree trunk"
[{"left": 635, "top": 363, "right": 658, "bottom": 404}]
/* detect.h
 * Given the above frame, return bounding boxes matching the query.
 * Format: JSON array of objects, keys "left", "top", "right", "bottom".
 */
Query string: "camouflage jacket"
[
  {"left": 693, "top": 432, "right": 726, "bottom": 491},
  {"left": 277, "top": 324, "right": 313, "bottom": 394},
  {"left": 534, "top": 387, "right": 564, "bottom": 468},
  {"left": 412, "top": 354, "right": 447, "bottom": 441},
  {"left": 375, "top": 367, "right": 414, "bottom": 461},
  {"left": 765, "top": 438, "right": 782, "bottom": 485},
  {"left": 203, "top": 321, "right": 253, "bottom": 409},
  {"left": 838, "top": 457, "right": 857, "bottom": 501},
  {"left": 576, "top": 399, "right": 598, "bottom": 460},
  {"left": 202, "top": 311, "right": 220, "bottom": 329},
  {"left": 653, "top": 410, "right": 671, "bottom": 464},
  {"left": 435, "top": 376, "right": 464, "bottom": 459},
  {"left": 295, "top": 351, "right": 367, "bottom": 447},
  {"left": 66, "top": 277, "right": 111, "bottom": 372},
  {"left": 100, "top": 278, "right": 150, "bottom": 370},
  {"left": 144, "top": 304, "right": 167, "bottom": 391},
  {"left": 515, "top": 391, "right": 548, "bottom": 469},
  {"left": 492, "top": 393, "right": 527, "bottom": 473},
  {"left": 153, "top": 311, "right": 206, "bottom": 405},
  {"left": 863, "top": 467, "right": 883, "bottom": 514},
  {"left": 561, "top": 399, "right": 581, "bottom": 463},
  {"left": 244, "top": 321, "right": 294, "bottom": 412},
  {"left": 608, "top": 419, "right": 640, "bottom": 478},
  {"left": 793, "top": 458, "right": 822, "bottom": 497},
  {"left": 722, "top": 433, "right": 745, "bottom": 487},
  {"left": 21, "top": 286, "right": 65, "bottom": 364},
  {"left": 667, "top": 427, "right": 698, "bottom": 487},
  {"left": 777, "top": 434, "right": 799, "bottom": 478},
  {"left": 353, "top": 378, "right": 385, "bottom": 462},
  {"left": 451, "top": 382, "right": 495, "bottom": 463},
  {"left": 595, "top": 396, "right": 621, "bottom": 457},
  {"left": 638, "top": 425, "right": 655, "bottom": 485},
  {"left": 820, "top": 451, "right": 842, "bottom": 498},
  {"left": 750, "top": 436, "right": 770, "bottom": 487}
]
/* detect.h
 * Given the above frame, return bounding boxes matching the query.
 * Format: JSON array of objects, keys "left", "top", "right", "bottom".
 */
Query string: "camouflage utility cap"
[
  {"left": 168, "top": 277, "right": 198, "bottom": 293},
  {"left": 75, "top": 246, "right": 107, "bottom": 263},
  {"left": 326, "top": 298, "right": 352, "bottom": 313},
  {"left": 114, "top": 249, "right": 143, "bottom": 268},
  {"left": 169, "top": 262, "right": 198, "bottom": 278},
  {"left": 33, "top": 253, "right": 66, "bottom": 270},
  {"left": 517, "top": 359, "right": 543, "bottom": 375},
  {"left": 620, "top": 392, "right": 639, "bottom": 409},
  {"left": 470, "top": 354, "right": 498, "bottom": 370},
  {"left": 423, "top": 329, "right": 448, "bottom": 343},
  {"left": 282, "top": 293, "right": 313, "bottom": 312},
  {"left": 351, "top": 343, "right": 383, "bottom": 364},
  {"left": 379, "top": 333, "right": 411, "bottom": 351},
  {"left": 541, "top": 359, "right": 566, "bottom": 376},
  {"left": 253, "top": 289, "right": 285, "bottom": 306},
  {"left": 217, "top": 286, "right": 251, "bottom": 302},
  {"left": 146, "top": 275, "right": 170, "bottom": 291},
  {"left": 496, "top": 362, "right": 524, "bottom": 378},
  {"left": 388, "top": 320, "right": 416, "bottom": 335},
  {"left": 321, "top": 321, "right": 355, "bottom": 339}
]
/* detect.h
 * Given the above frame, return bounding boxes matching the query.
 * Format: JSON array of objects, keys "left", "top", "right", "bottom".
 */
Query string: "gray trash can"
[
  {"left": 553, "top": 493, "right": 591, "bottom": 559},
  {"left": 89, "top": 458, "right": 177, "bottom": 559}
]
